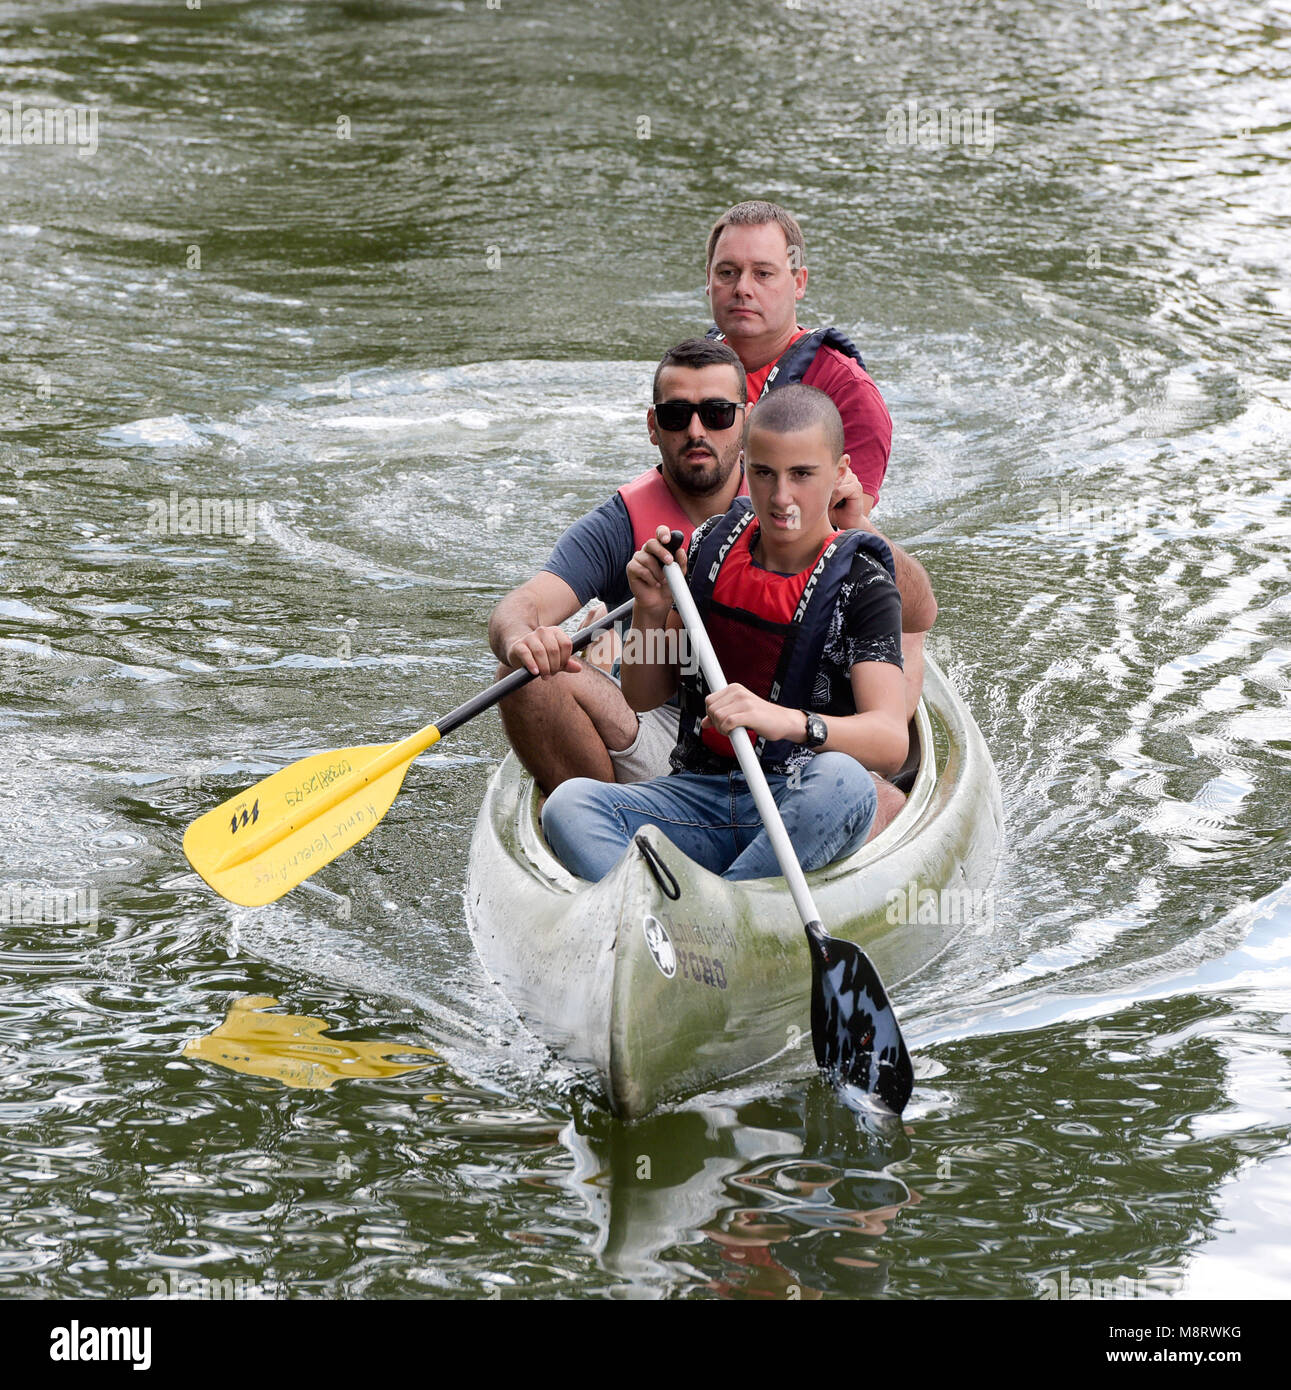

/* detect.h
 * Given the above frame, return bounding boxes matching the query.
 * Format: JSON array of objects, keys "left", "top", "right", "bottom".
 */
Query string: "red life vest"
[
  {"left": 699, "top": 522, "right": 839, "bottom": 760},
  {"left": 671, "top": 499, "right": 897, "bottom": 775},
  {"left": 618, "top": 464, "right": 749, "bottom": 550}
]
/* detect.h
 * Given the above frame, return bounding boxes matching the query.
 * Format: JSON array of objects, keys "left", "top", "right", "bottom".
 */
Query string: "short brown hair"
[
  {"left": 652, "top": 337, "right": 748, "bottom": 405},
  {"left": 744, "top": 384, "right": 843, "bottom": 460},
  {"left": 705, "top": 201, "right": 806, "bottom": 273}
]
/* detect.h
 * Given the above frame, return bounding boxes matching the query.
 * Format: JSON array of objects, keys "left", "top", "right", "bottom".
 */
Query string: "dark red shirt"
[{"left": 745, "top": 327, "right": 893, "bottom": 507}]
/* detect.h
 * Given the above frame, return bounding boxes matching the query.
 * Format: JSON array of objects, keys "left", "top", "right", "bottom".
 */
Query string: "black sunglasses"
[{"left": 653, "top": 399, "right": 743, "bottom": 432}]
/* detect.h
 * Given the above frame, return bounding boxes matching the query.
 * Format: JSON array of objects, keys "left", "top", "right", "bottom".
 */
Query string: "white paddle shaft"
[{"left": 664, "top": 556, "right": 823, "bottom": 927}]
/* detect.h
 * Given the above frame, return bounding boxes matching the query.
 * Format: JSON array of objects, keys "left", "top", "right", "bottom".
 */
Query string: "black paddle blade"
[{"left": 806, "top": 921, "right": 914, "bottom": 1115}]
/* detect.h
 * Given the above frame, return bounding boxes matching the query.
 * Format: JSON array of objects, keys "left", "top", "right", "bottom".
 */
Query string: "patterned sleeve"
[{"left": 837, "top": 554, "right": 904, "bottom": 671}]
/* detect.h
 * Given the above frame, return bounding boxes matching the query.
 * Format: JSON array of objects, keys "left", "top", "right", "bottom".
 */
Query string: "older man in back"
[
  {"left": 702, "top": 199, "right": 925, "bottom": 693},
  {"left": 704, "top": 200, "right": 891, "bottom": 516}
]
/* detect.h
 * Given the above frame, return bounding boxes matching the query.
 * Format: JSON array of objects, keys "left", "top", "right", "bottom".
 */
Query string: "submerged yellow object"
[{"left": 183, "top": 996, "right": 436, "bottom": 1090}]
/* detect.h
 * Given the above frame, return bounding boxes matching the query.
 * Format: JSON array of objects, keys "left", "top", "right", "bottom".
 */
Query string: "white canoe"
[{"left": 465, "top": 655, "right": 1002, "bottom": 1119}]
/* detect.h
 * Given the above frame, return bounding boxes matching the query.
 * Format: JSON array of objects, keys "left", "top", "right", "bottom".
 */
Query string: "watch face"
[{"left": 806, "top": 714, "right": 828, "bottom": 748}]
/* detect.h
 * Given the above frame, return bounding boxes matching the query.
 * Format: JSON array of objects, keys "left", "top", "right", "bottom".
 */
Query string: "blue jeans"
[{"left": 540, "top": 751, "right": 877, "bottom": 883}]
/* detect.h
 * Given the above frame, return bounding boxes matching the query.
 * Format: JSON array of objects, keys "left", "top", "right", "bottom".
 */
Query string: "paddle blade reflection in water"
[{"left": 184, "top": 995, "right": 436, "bottom": 1090}]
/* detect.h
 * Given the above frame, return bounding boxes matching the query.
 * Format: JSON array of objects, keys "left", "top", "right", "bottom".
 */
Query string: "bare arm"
[
  {"left": 900, "top": 631, "right": 925, "bottom": 723},
  {"left": 830, "top": 661, "right": 909, "bottom": 775},
  {"left": 621, "top": 609, "right": 684, "bottom": 712},
  {"left": 884, "top": 536, "right": 936, "bottom": 633},
  {"left": 488, "top": 571, "right": 584, "bottom": 676},
  {"left": 701, "top": 661, "right": 908, "bottom": 778},
  {"left": 829, "top": 470, "right": 937, "bottom": 633}
]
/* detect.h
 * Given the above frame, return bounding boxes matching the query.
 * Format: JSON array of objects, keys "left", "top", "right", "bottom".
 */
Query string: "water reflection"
[
  {"left": 184, "top": 995, "right": 435, "bottom": 1090},
  {"left": 555, "top": 1087, "right": 919, "bottom": 1297}
]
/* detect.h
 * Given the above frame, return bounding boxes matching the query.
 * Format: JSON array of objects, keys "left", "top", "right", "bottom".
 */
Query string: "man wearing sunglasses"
[
  {"left": 701, "top": 200, "right": 936, "bottom": 716},
  {"left": 488, "top": 339, "right": 934, "bottom": 831},
  {"left": 489, "top": 337, "right": 751, "bottom": 795}
]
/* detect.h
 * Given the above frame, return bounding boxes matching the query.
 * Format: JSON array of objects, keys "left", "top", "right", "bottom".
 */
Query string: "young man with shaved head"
[{"left": 541, "top": 386, "right": 907, "bottom": 882}]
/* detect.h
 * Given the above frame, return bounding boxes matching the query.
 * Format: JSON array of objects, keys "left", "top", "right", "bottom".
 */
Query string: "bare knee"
[
  {"left": 866, "top": 774, "right": 907, "bottom": 842},
  {"left": 495, "top": 661, "right": 562, "bottom": 707}
]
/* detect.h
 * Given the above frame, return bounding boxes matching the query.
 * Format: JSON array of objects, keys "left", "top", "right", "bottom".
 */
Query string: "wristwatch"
[{"left": 802, "top": 712, "right": 828, "bottom": 749}]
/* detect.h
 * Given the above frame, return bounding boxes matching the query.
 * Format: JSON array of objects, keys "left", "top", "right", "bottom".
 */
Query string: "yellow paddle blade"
[{"left": 183, "top": 731, "right": 437, "bottom": 907}]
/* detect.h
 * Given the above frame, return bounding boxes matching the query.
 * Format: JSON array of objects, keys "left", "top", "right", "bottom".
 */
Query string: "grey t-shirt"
[
  {"left": 542, "top": 492, "right": 635, "bottom": 609},
  {"left": 542, "top": 487, "right": 681, "bottom": 708}
]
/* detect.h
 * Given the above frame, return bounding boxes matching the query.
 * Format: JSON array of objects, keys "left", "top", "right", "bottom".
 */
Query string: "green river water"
[{"left": 1, "top": 0, "right": 1289, "bottom": 1301}]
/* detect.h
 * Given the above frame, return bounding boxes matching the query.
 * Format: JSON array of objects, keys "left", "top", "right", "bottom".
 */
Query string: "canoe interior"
[{"left": 466, "top": 655, "right": 1002, "bottom": 1117}]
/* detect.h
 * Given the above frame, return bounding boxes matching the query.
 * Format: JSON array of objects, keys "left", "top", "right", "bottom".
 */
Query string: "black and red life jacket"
[
  {"left": 705, "top": 325, "right": 867, "bottom": 401},
  {"left": 670, "top": 498, "right": 896, "bottom": 775}
]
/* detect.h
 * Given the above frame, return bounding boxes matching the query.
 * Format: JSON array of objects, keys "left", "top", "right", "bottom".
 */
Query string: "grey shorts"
[{"left": 587, "top": 663, "right": 679, "bottom": 783}]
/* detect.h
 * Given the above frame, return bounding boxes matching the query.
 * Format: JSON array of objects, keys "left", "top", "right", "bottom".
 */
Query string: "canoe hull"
[{"left": 466, "top": 655, "right": 1001, "bottom": 1118}]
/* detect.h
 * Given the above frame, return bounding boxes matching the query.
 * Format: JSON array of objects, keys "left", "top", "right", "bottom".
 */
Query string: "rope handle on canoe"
[{"left": 635, "top": 834, "right": 680, "bottom": 900}]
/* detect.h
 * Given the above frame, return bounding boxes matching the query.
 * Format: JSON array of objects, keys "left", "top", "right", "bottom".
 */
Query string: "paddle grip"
[{"left": 438, "top": 596, "right": 636, "bottom": 740}]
